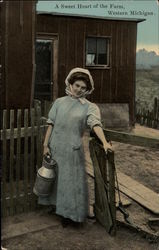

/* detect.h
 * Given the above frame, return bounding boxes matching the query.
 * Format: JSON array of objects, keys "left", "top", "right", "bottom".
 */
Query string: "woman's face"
[{"left": 71, "top": 80, "right": 87, "bottom": 97}]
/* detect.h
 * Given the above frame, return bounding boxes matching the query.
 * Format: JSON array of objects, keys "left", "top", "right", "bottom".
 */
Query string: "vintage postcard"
[{"left": 1, "top": 1, "right": 159, "bottom": 249}]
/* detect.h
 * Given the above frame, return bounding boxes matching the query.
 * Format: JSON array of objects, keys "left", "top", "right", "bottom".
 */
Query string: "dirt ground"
[
  {"left": 2, "top": 216, "right": 159, "bottom": 250},
  {"left": 114, "top": 125, "right": 159, "bottom": 193},
  {"left": 2, "top": 124, "right": 159, "bottom": 250}
]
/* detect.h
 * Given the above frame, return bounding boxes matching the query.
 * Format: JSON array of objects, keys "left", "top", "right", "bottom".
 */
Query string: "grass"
[{"left": 135, "top": 66, "right": 159, "bottom": 111}]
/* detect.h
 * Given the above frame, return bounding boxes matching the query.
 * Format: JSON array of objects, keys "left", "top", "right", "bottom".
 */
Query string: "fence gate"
[
  {"left": 89, "top": 138, "right": 116, "bottom": 235},
  {"left": 1, "top": 107, "right": 44, "bottom": 217}
]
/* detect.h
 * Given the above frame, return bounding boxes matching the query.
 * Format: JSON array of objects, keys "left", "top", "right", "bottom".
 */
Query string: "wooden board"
[
  {"left": 116, "top": 215, "right": 159, "bottom": 243},
  {"left": 117, "top": 171, "right": 159, "bottom": 215},
  {"left": 85, "top": 161, "right": 131, "bottom": 207},
  {"left": 89, "top": 140, "right": 113, "bottom": 233},
  {"left": 103, "top": 129, "right": 159, "bottom": 149}
]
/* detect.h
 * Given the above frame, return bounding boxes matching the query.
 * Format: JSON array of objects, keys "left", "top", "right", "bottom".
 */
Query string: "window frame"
[{"left": 84, "top": 35, "right": 111, "bottom": 69}]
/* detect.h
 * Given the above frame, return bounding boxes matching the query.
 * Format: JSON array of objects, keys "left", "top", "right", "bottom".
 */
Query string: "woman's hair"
[{"left": 68, "top": 72, "right": 92, "bottom": 91}]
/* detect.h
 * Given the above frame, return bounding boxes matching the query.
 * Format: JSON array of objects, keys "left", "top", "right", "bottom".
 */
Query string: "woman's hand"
[
  {"left": 43, "top": 145, "right": 50, "bottom": 156},
  {"left": 93, "top": 126, "right": 114, "bottom": 154},
  {"left": 103, "top": 142, "right": 113, "bottom": 154}
]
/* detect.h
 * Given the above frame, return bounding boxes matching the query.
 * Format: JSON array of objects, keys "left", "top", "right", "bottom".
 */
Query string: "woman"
[{"left": 38, "top": 68, "right": 113, "bottom": 226}]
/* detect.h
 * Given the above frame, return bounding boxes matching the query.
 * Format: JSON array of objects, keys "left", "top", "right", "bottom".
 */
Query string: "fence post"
[{"left": 153, "top": 97, "right": 158, "bottom": 129}]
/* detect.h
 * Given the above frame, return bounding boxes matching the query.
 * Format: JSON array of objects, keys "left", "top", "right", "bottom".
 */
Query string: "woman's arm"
[
  {"left": 43, "top": 124, "right": 53, "bottom": 155},
  {"left": 93, "top": 125, "right": 113, "bottom": 152}
]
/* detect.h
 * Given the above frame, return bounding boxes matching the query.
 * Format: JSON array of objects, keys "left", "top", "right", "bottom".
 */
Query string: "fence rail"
[{"left": 136, "top": 97, "right": 159, "bottom": 129}]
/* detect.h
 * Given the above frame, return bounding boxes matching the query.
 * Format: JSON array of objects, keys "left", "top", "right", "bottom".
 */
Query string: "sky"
[{"left": 37, "top": 0, "right": 159, "bottom": 54}]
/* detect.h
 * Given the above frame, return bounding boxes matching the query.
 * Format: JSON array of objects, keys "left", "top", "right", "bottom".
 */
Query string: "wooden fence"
[
  {"left": 0, "top": 107, "right": 47, "bottom": 217},
  {"left": 136, "top": 98, "right": 159, "bottom": 129}
]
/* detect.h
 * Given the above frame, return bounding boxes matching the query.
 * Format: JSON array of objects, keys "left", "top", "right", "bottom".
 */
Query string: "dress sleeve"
[
  {"left": 46, "top": 99, "right": 58, "bottom": 125},
  {"left": 87, "top": 103, "right": 103, "bottom": 130}
]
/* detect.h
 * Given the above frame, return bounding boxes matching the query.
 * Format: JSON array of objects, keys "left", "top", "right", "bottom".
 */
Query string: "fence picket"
[
  {"left": 9, "top": 110, "right": 15, "bottom": 216},
  {"left": 24, "top": 109, "right": 29, "bottom": 212},
  {"left": 153, "top": 98, "right": 158, "bottom": 128},
  {"left": 36, "top": 106, "right": 42, "bottom": 170},
  {"left": 2, "top": 110, "right": 7, "bottom": 217},
  {"left": 16, "top": 109, "right": 21, "bottom": 213},
  {"left": 30, "top": 108, "right": 36, "bottom": 210}
]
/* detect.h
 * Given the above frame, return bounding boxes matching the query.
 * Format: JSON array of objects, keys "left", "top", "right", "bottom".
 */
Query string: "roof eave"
[{"left": 37, "top": 11, "right": 146, "bottom": 23}]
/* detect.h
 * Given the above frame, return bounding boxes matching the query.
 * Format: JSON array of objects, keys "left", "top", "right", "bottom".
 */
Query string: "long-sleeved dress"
[{"left": 38, "top": 96, "right": 102, "bottom": 222}]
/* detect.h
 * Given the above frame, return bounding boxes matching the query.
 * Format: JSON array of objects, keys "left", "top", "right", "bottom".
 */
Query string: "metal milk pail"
[{"left": 33, "top": 153, "right": 57, "bottom": 197}]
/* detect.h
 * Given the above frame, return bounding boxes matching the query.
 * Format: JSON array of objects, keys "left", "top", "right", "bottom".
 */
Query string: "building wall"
[
  {"left": 0, "top": 1, "right": 5, "bottom": 110},
  {"left": 37, "top": 14, "right": 137, "bottom": 125},
  {"left": 1, "top": 1, "right": 36, "bottom": 109}
]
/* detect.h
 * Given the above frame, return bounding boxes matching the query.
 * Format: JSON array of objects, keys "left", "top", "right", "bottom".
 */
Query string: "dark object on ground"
[
  {"left": 61, "top": 218, "right": 84, "bottom": 228},
  {"left": 47, "top": 205, "right": 56, "bottom": 215},
  {"left": 87, "top": 215, "right": 96, "bottom": 220}
]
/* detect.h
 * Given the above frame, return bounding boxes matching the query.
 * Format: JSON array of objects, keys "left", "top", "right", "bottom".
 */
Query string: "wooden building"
[
  {"left": 1, "top": 0, "right": 144, "bottom": 126},
  {"left": 36, "top": 12, "right": 144, "bottom": 126},
  {"left": 0, "top": 0, "right": 36, "bottom": 110}
]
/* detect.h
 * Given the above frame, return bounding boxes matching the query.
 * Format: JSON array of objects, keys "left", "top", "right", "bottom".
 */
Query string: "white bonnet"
[{"left": 65, "top": 67, "right": 94, "bottom": 94}]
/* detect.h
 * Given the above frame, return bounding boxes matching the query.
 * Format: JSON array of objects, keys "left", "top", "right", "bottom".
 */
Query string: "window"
[{"left": 86, "top": 37, "right": 110, "bottom": 67}]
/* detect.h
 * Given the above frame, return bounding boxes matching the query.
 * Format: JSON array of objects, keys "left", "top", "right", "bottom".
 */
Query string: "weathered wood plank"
[
  {"left": 0, "top": 125, "right": 47, "bottom": 140},
  {"left": 117, "top": 171, "right": 159, "bottom": 215},
  {"left": 116, "top": 217, "right": 159, "bottom": 243},
  {"left": 103, "top": 129, "right": 159, "bottom": 149},
  {"left": 36, "top": 107, "right": 41, "bottom": 170},
  {"left": 24, "top": 109, "right": 29, "bottom": 212},
  {"left": 148, "top": 217, "right": 159, "bottom": 227},
  {"left": 89, "top": 139, "right": 113, "bottom": 233},
  {"left": 85, "top": 162, "right": 131, "bottom": 207},
  {"left": 15, "top": 109, "right": 21, "bottom": 214},
  {"left": 108, "top": 150, "right": 116, "bottom": 235},
  {"left": 30, "top": 108, "right": 36, "bottom": 210},
  {"left": 9, "top": 110, "right": 14, "bottom": 216},
  {"left": 2, "top": 110, "right": 7, "bottom": 217},
  {"left": 94, "top": 140, "right": 116, "bottom": 235},
  {"left": 96, "top": 144, "right": 107, "bottom": 184}
]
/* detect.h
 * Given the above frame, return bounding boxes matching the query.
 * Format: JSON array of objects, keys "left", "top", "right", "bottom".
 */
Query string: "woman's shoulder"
[
  {"left": 86, "top": 100, "right": 100, "bottom": 111},
  {"left": 52, "top": 96, "right": 68, "bottom": 106}
]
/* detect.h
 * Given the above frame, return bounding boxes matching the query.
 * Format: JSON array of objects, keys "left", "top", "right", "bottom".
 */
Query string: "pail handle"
[{"left": 36, "top": 152, "right": 52, "bottom": 172}]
